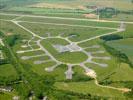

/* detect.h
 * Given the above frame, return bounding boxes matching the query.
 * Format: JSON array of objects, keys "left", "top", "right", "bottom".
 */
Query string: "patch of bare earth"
[
  {"left": 29, "top": 3, "right": 87, "bottom": 10},
  {"left": 83, "top": 14, "right": 97, "bottom": 19},
  {"left": 6, "top": 32, "right": 13, "bottom": 36},
  {"left": 29, "top": 3, "right": 75, "bottom": 9}
]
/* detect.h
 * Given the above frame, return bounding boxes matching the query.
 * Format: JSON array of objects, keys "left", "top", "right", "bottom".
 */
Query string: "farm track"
[{"left": 94, "top": 78, "right": 131, "bottom": 92}]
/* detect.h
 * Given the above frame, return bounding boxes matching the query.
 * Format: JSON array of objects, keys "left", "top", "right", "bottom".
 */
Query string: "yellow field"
[
  {"left": 29, "top": 2, "right": 87, "bottom": 10},
  {"left": 28, "top": 0, "right": 133, "bottom": 11}
]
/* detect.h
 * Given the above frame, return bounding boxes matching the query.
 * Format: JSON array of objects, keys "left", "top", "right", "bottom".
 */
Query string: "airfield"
[
  {"left": 0, "top": 13, "right": 126, "bottom": 78},
  {"left": 0, "top": 12, "right": 133, "bottom": 99}
]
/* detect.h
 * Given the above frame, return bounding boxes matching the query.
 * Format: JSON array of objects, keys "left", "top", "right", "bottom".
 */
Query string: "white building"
[
  {"left": 0, "top": 86, "right": 13, "bottom": 92},
  {"left": 0, "top": 38, "right": 4, "bottom": 46}
]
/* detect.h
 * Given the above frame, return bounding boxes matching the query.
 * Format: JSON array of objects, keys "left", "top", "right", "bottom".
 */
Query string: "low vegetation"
[{"left": 0, "top": 0, "right": 133, "bottom": 99}]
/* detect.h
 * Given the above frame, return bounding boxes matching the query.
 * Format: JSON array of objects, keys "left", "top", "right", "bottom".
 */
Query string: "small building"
[
  {"left": 13, "top": 96, "right": 20, "bottom": 100},
  {"left": 0, "top": 86, "right": 13, "bottom": 92},
  {"left": 0, "top": 38, "right": 4, "bottom": 46},
  {"left": 0, "top": 50, "right": 4, "bottom": 59}
]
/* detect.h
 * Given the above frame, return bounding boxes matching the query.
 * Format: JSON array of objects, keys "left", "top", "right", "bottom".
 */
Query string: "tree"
[
  {"left": 100, "top": 34, "right": 123, "bottom": 41},
  {"left": 5, "top": 34, "right": 20, "bottom": 47},
  {"left": 131, "top": 0, "right": 133, "bottom": 3}
]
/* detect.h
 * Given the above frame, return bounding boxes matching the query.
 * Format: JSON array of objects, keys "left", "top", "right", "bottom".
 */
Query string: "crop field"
[
  {"left": 1, "top": 0, "right": 132, "bottom": 11},
  {"left": 1, "top": 0, "right": 132, "bottom": 21},
  {"left": 0, "top": 7, "right": 133, "bottom": 99}
]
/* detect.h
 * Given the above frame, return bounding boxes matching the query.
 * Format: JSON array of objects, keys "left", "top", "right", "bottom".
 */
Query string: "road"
[
  {"left": 12, "top": 21, "right": 44, "bottom": 39},
  {"left": 36, "top": 40, "right": 60, "bottom": 63},
  {"left": 94, "top": 78, "right": 131, "bottom": 92},
  {"left": 76, "top": 29, "right": 123, "bottom": 44},
  {"left": 16, "top": 20, "right": 117, "bottom": 30}
]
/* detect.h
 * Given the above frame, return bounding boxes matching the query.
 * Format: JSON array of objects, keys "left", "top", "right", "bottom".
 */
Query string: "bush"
[
  {"left": 124, "top": 89, "right": 133, "bottom": 99},
  {"left": 72, "top": 73, "right": 93, "bottom": 82},
  {"left": 5, "top": 34, "right": 20, "bottom": 47},
  {"left": 100, "top": 34, "right": 123, "bottom": 41},
  {"left": 0, "top": 59, "right": 9, "bottom": 65}
]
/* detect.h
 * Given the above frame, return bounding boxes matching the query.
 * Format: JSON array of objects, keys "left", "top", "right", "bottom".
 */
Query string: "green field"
[
  {"left": 107, "top": 14, "right": 133, "bottom": 21},
  {"left": 18, "top": 16, "right": 119, "bottom": 28},
  {"left": 41, "top": 39, "right": 88, "bottom": 64},
  {"left": 0, "top": 14, "right": 18, "bottom": 20},
  {"left": 106, "top": 38, "right": 133, "bottom": 63},
  {"left": 19, "top": 22, "right": 115, "bottom": 42},
  {"left": 117, "top": 24, "right": 133, "bottom": 38},
  {"left": 0, "top": 20, "right": 31, "bottom": 38},
  {"left": 109, "top": 63, "right": 133, "bottom": 82},
  {"left": 0, "top": 64, "right": 18, "bottom": 77},
  {"left": 0, "top": 92, "right": 17, "bottom": 100},
  {"left": 54, "top": 81, "right": 126, "bottom": 99}
]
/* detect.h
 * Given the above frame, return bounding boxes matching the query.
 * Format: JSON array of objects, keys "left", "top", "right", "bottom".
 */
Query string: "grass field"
[
  {"left": 18, "top": 16, "right": 119, "bottom": 28},
  {"left": 0, "top": 64, "right": 18, "bottom": 77},
  {"left": 19, "top": 22, "right": 115, "bottom": 42},
  {"left": 0, "top": 92, "right": 17, "bottom": 100},
  {"left": 78, "top": 38, "right": 133, "bottom": 82},
  {"left": 106, "top": 38, "right": 133, "bottom": 63},
  {"left": 117, "top": 24, "right": 133, "bottom": 38},
  {"left": 54, "top": 81, "right": 126, "bottom": 99},
  {"left": 79, "top": 40, "right": 117, "bottom": 80},
  {"left": 0, "top": 20, "right": 31, "bottom": 38},
  {"left": 0, "top": 14, "right": 18, "bottom": 20},
  {"left": 41, "top": 39, "right": 88, "bottom": 64},
  {"left": 109, "top": 63, "right": 133, "bottom": 81},
  {"left": 107, "top": 14, "right": 133, "bottom": 21}
]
